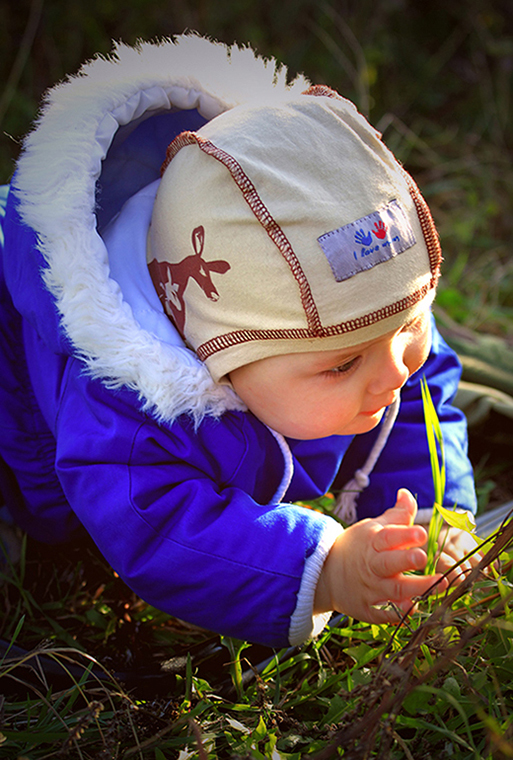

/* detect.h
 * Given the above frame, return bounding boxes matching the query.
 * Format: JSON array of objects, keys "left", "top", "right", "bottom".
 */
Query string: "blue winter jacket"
[{"left": 0, "top": 38, "right": 476, "bottom": 647}]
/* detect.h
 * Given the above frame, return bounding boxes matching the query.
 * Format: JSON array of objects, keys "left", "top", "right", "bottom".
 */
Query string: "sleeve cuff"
[
  {"left": 415, "top": 507, "right": 435, "bottom": 524},
  {"left": 288, "top": 517, "right": 344, "bottom": 646}
]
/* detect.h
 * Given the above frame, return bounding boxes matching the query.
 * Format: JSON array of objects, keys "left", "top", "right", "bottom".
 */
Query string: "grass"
[
  {"left": 0, "top": 497, "right": 513, "bottom": 758},
  {"left": 420, "top": 376, "right": 447, "bottom": 577},
  {"left": 1, "top": 383, "right": 510, "bottom": 758}
]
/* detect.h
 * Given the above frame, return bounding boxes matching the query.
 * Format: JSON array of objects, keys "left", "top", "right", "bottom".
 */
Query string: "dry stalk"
[{"left": 310, "top": 518, "right": 513, "bottom": 760}]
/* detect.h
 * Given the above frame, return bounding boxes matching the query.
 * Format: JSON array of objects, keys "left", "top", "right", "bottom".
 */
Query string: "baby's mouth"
[{"left": 360, "top": 406, "right": 386, "bottom": 417}]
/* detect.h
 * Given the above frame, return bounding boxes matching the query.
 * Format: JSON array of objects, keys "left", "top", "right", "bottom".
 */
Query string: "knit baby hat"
[{"left": 148, "top": 87, "right": 441, "bottom": 383}]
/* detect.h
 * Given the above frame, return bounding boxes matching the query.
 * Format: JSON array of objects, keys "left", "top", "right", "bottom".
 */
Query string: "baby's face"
[{"left": 229, "top": 306, "right": 431, "bottom": 440}]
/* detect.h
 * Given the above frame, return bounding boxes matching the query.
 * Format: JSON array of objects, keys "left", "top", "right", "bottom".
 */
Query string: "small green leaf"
[
  {"left": 435, "top": 503, "right": 477, "bottom": 533},
  {"left": 251, "top": 715, "right": 267, "bottom": 741}
]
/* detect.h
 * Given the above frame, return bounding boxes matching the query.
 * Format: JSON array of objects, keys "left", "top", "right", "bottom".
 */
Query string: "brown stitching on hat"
[
  {"left": 162, "top": 131, "right": 323, "bottom": 335},
  {"left": 302, "top": 84, "right": 344, "bottom": 100},
  {"left": 196, "top": 281, "right": 432, "bottom": 361},
  {"left": 404, "top": 172, "right": 442, "bottom": 288}
]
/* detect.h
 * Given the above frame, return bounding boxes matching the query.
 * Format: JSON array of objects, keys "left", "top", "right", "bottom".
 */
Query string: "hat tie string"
[{"left": 335, "top": 395, "right": 401, "bottom": 525}]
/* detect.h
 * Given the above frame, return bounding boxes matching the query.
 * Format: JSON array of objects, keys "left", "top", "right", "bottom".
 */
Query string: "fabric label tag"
[{"left": 317, "top": 200, "right": 416, "bottom": 282}]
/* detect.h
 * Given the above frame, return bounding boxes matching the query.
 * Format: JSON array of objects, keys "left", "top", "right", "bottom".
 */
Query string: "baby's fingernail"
[
  {"left": 413, "top": 528, "right": 425, "bottom": 543},
  {"left": 410, "top": 549, "right": 425, "bottom": 568}
]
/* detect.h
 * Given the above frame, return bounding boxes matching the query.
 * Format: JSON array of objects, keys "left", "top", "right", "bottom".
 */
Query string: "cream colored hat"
[{"left": 148, "top": 86, "right": 441, "bottom": 383}]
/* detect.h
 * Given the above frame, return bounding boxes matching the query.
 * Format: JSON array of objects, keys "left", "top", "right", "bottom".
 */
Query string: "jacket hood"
[{"left": 11, "top": 34, "right": 310, "bottom": 423}]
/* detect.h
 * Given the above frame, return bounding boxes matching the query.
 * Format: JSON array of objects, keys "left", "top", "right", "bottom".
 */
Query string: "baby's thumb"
[
  {"left": 379, "top": 489, "right": 418, "bottom": 527},
  {"left": 393, "top": 489, "right": 418, "bottom": 525}
]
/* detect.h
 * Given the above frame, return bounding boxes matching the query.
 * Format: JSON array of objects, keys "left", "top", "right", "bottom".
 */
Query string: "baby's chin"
[
  {"left": 310, "top": 410, "right": 387, "bottom": 439},
  {"left": 261, "top": 408, "right": 387, "bottom": 440}
]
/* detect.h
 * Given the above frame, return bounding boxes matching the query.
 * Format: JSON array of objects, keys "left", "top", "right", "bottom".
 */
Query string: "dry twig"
[{"left": 310, "top": 518, "right": 513, "bottom": 760}]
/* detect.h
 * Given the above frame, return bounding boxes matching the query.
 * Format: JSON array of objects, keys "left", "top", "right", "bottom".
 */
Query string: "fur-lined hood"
[{"left": 12, "top": 35, "right": 310, "bottom": 423}]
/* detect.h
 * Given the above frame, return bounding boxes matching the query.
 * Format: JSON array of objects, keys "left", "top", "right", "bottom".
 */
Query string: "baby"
[
  {"left": 146, "top": 90, "right": 478, "bottom": 631},
  {"left": 0, "top": 37, "right": 477, "bottom": 646}
]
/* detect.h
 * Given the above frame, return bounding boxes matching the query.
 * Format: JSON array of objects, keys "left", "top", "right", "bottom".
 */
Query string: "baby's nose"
[{"left": 369, "top": 345, "right": 409, "bottom": 395}]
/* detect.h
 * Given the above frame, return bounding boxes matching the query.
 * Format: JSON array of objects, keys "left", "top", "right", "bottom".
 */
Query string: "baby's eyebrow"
[{"left": 312, "top": 348, "right": 360, "bottom": 369}]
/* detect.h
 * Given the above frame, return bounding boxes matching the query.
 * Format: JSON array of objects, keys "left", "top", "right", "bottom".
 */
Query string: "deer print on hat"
[{"left": 148, "top": 226, "right": 231, "bottom": 335}]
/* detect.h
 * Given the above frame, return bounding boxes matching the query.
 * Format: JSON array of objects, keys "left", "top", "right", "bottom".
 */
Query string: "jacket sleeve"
[
  {"left": 53, "top": 357, "right": 341, "bottom": 648},
  {"left": 336, "top": 314, "right": 477, "bottom": 522}
]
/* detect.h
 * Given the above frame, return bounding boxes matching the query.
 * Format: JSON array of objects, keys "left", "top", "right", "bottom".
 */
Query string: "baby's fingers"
[
  {"left": 377, "top": 571, "right": 447, "bottom": 605},
  {"left": 360, "top": 573, "right": 446, "bottom": 625},
  {"left": 373, "top": 524, "right": 427, "bottom": 552},
  {"left": 377, "top": 489, "right": 418, "bottom": 528},
  {"left": 371, "top": 547, "right": 426, "bottom": 577},
  {"left": 437, "top": 549, "right": 483, "bottom": 583}
]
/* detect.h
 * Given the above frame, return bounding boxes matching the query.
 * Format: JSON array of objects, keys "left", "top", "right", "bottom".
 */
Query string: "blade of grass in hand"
[{"left": 421, "top": 376, "right": 446, "bottom": 575}]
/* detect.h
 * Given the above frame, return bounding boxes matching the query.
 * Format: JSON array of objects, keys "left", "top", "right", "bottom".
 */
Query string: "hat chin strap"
[
  {"left": 265, "top": 426, "right": 295, "bottom": 505},
  {"left": 334, "top": 395, "right": 401, "bottom": 525}
]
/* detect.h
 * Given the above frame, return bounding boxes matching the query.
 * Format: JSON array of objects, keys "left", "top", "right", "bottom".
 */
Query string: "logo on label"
[{"left": 317, "top": 200, "right": 416, "bottom": 283}]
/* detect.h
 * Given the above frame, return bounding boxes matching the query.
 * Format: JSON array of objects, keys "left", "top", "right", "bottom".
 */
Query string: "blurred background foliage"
[{"left": 1, "top": 0, "right": 512, "bottom": 339}]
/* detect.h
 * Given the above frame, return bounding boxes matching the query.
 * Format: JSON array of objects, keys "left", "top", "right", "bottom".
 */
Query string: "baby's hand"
[
  {"left": 426, "top": 524, "right": 482, "bottom": 581},
  {"left": 314, "top": 489, "right": 446, "bottom": 624}
]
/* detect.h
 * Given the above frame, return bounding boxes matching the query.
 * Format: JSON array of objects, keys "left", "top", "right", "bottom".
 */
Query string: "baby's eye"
[{"left": 328, "top": 356, "right": 360, "bottom": 375}]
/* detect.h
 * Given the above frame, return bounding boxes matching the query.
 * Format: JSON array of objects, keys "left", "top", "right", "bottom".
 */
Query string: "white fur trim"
[
  {"left": 13, "top": 35, "right": 310, "bottom": 423},
  {"left": 103, "top": 180, "right": 185, "bottom": 349},
  {"left": 288, "top": 518, "right": 344, "bottom": 646}
]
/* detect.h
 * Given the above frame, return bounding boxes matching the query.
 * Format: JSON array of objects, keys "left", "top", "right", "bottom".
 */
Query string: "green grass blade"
[{"left": 421, "top": 376, "right": 446, "bottom": 574}]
